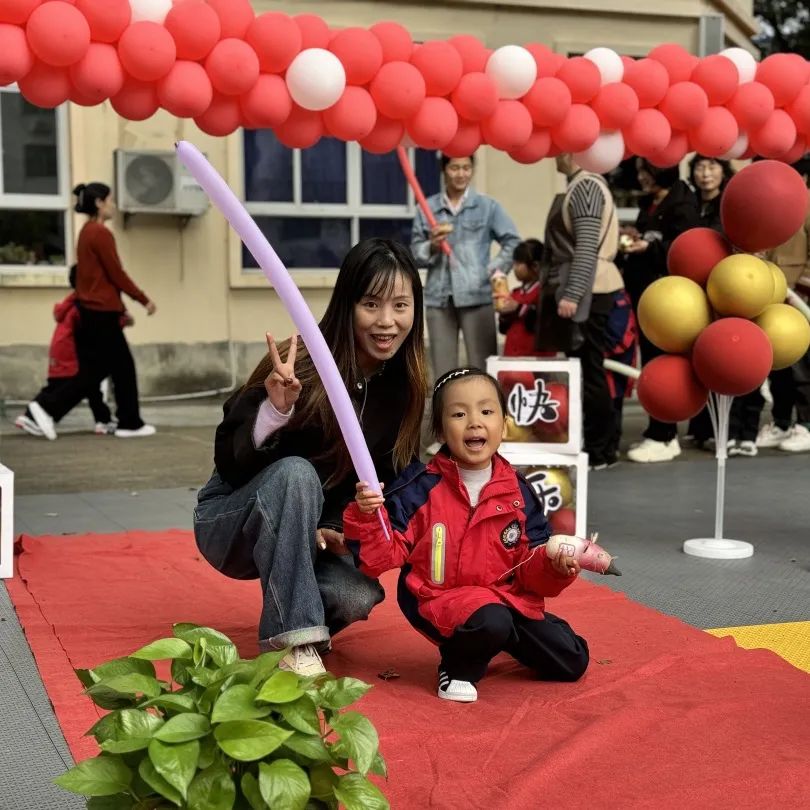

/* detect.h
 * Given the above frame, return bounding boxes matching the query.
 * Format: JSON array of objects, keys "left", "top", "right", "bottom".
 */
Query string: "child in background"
[
  {"left": 494, "top": 239, "right": 544, "bottom": 357},
  {"left": 15, "top": 265, "right": 123, "bottom": 438},
  {"left": 344, "top": 368, "right": 589, "bottom": 703}
]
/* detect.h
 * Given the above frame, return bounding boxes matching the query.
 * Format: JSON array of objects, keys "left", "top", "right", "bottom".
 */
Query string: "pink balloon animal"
[{"left": 547, "top": 533, "right": 621, "bottom": 576}]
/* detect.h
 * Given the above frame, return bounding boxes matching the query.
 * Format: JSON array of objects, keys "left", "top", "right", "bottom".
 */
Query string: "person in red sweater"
[
  {"left": 494, "top": 239, "right": 545, "bottom": 357},
  {"left": 23, "top": 182, "right": 158, "bottom": 440}
]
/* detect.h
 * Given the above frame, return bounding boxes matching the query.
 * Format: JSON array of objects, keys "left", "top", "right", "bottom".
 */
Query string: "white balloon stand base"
[{"left": 683, "top": 393, "right": 755, "bottom": 560}]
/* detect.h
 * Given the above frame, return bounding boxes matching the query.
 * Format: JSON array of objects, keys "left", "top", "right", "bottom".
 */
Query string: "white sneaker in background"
[
  {"left": 779, "top": 424, "right": 810, "bottom": 453},
  {"left": 437, "top": 670, "right": 478, "bottom": 703},
  {"left": 94, "top": 422, "right": 117, "bottom": 435},
  {"left": 730, "top": 440, "right": 757, "bottom": 457},
  {"left": 626, "top": 438, "right": 681, "bottom": 463},
  {"left": 114, "top": 424, "right": 156, "bottom": 438},
  {"left": 15, "top": 414, "right": 44, "bottom": 437},
  {"left": 756, "top": 422, "right": 791, "bottom": 448},
  {"left": 278, "top": 644, "right": 326, "bottom": 676},
  {"left": 28, "top": 401, "right": 57, "bottom": 440}
]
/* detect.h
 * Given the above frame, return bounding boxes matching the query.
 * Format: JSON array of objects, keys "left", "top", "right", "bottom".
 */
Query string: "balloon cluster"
[
  {"left": 636, "top": 161, "right": 810, "bottom": 423},
  {"left": 3, "top": 2, "right": 810, "bottom": 164}
]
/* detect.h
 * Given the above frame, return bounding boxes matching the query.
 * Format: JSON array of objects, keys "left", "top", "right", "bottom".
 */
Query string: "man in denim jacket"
[{"left": 411, "top": 154, "right": 520, "bottom": 378}]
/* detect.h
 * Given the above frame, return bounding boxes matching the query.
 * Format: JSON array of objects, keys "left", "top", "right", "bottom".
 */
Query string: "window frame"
[{"left": 0, "top": 84, "right": 72, "bottom": 283}]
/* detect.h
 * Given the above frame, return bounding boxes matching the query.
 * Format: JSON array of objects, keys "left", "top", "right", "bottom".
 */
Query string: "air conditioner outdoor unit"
[{"left": 114, "top": 149, "right": 210, "bottom": 217}]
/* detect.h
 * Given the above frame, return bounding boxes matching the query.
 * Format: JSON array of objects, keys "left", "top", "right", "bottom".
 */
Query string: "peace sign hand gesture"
[{"left": 264, "top": 333, "right": 302, "bottom": 414}]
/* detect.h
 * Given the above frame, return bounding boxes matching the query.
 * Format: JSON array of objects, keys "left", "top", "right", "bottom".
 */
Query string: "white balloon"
[
  {"left": 574, "top": 131, "right": 625, "bottom": 174},
  {"left": 719, "top": 47, "right": 757, "bottom": 84},
  {"left": 129, "top": 0, "right": 172, "bottom": 25},
  {"left": 584, "top": 47, "right": 624, "bottom": 85},
  {"left": 720, "top": 132, "right": 749, "bottom": 160},
  {"left": 486, "top": 45, "right": 537, "bottom": 99},
  {"left": 286, "top": 49, "right": 346, "bottom": 112}
]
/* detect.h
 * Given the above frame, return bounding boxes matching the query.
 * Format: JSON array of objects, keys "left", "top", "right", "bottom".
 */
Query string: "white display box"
[
  {"left": 500, "top": 450, "right": 589, "bottom": 539},
  {"left": 0, "top": 464, "right": 14, "bottom": 579},
  {"left": 486, "top": 357, "right": 583, "bottom": 456}
]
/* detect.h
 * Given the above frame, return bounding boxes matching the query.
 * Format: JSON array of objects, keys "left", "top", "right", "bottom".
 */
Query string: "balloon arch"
[{"left": 2, "top": 0, "right": 810, "bottom": 171}]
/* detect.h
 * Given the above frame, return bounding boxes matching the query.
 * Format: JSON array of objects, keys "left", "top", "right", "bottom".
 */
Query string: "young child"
[
  {"left": 15, "top": 265, "right": 122, "bottom": 439},
  {"left": 494, "top": 238, "right": 544, "bottom": 357},
  {"left": 344, "top": 367, "right": 589, "bottom": 703}
]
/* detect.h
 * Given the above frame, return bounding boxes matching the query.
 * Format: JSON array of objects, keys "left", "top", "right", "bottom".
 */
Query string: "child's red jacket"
[
  {"left": 48, "top": 293, "right": 81, "bottom": 378},
  {"left": 343, "top": 451, "right": 575, "bottom": 637}
]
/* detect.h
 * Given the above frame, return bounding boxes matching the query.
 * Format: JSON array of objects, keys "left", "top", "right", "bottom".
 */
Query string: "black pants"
[
  {"left": 572, "top": 293, "right": 619, "bottom": 465},
  {"left": 34, "top": 377, "right": 110, "bottom": 425},
  {"left": 439, "top": 604, "right": 589, "bottom": 684},
  {"left": 795, "top": 349, "right": 810, "bottom": 424}
]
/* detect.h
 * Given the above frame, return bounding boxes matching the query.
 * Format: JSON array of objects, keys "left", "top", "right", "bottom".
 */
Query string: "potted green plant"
[{"left": 55, "top": 624, "right": 389, "bottom": 810}]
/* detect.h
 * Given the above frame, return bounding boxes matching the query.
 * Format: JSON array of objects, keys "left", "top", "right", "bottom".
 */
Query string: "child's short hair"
[
  {"left": 68, "top": 264, "right": 78, "bottom": 289},
  {"left": 430, "top": 367, "right": 507, "bottom": 439},
  {"left": 513, "top": 238, "right": 544, "bottom": 266}
]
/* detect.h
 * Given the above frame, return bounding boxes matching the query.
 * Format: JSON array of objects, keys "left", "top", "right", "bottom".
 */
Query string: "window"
[
  {"left": 242, "top": 131, "right": 440, "bottom": 270},
  {"left": 0, "top": 87, "right": 70, "bottom": 271}
]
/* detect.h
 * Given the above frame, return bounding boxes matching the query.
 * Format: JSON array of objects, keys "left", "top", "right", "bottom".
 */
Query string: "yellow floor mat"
[{"left": 707, "top": 622, "right": 810, "bottom": 673}]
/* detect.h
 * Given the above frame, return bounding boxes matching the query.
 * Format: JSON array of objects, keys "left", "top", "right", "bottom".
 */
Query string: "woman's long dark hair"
[
  {"left": 246, "top": 238, "right": 427, "bottom": 485},
  {"left": 73, "top": 182, "right": 110, "bottom": 217}
]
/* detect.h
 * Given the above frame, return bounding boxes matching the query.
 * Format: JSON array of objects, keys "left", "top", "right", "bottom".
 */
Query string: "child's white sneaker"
[
  {"left": 437, "top": 670, "right": 477, "bottom": 703},
  {"left": 779, "top": 424, "right": 810, "bottom": 453},
  {"left": 114, "top": 424, "right": 156, "bottom": 438},
  {"left": 626, "top": 437, "right": 681, "bottom": 463},
  {"left": 278, "top": 644, "right": 326, "bottom": 677},
  {"left": 94, "top": 421, "right": 117, "bottom": 435},
  {"left": 756, "top": 422, "right": 791, "bottom": 448},
  {"left": 729, "top": 440, "right": 757, "bottom": 457},
  {"left": 15, "top": 413, "right": 43, "bottom": 437}
]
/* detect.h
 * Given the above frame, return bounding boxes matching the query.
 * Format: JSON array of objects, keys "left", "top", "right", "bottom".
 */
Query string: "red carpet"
[{"left": 7, "top": 531, "right": 810, "bottom": 809}]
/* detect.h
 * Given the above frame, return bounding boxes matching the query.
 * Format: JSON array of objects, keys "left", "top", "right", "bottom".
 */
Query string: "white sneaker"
[
  {"left": 437, "top": 670, "right": 478, "bottom": 703},
  {"left": 779, "top": 424, "right": 810, "bottom": 453},
  {"left": 756, "top": 422, "right": 791, "bottom": 448},
  {"left": 278, "top": 644, "right": 326, "bottom": 677},
  {"left": 626, "top": 438, "right": 681, "bottom": 463},
  {"left": 114, "top": 424, "right": 156, "bottom": 438},
  {"left": 94, "top": 422, "right": 117, "bottom": 435},
  {"left": 15, "top": 414, "right": 43, "bottom": 437},
  {"left": 28, "top": 401, "right": 56, "bottom": 440},
  {"left": 729, "top": 440, "right": 757, "bottom": 457}
]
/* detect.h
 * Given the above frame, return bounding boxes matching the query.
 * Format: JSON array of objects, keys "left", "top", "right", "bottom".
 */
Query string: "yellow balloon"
[
  {"left": 755, "top": 303, "right": 810, "bottom": 370},
  {"left": 638, "top": 276, "right": 712, "bottom": 353},
  {"left": 707, "top": 254, "right": 775, "bottom": 318},
  {"left": 527, "top": 466, "right": 574, "bottom": 507},
  {"left": 765, "top": 261, "right": 788, "bottom": 304},
  {"left": 504, "top": 416, "right": 534, "bottom": 443}
]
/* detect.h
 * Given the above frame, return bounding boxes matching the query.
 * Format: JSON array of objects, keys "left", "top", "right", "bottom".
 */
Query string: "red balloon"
[
  {"left": 323, "top": 86, "right": 377, "bottom": 141},
  {"left": 195, "top": 92, "right": 242, "bottom": 137},
  {"left": 206, "top": 38, "right": 259, "bottom": 96},
  {"left": 369, "top": 61, "right": 425, "bottom": 120},
  {"left": 551, "top": 104, "right": 600, "bottom": 153},
  {"left": 448, "top": 35, "right": 489, "bottom": 73},
  {"left": 26, "top": 1, "right": 89, "bottom": 67},
  {"left": 443, "top": 119, "right": 482, "bottom": 158},
  {"left": 69, "top": 42, "right": 124, "bottom": 104},
  {"left": 667, "top": 227, "right": 732, "bottom": 286},
  {"left": 749, "top": 110, "right": 798, "bottom": 159},
  {"left": 525, "top": 43, "right": 565, "bottom": 78},
  {"left": 17, "top": 59, "right": 70, "bottom": 107},
  {"left": 165, "top": 0, "right": 220, "bottom": 62},
  {"left": 293, "top": 13, "right": 330, "bottom": 49},
  {"left": 659, "top": 82, "right": 708, "bottom": 130},
  {"left": 274, "top": 104, "right": 323, "bottom": 149},
  {"left": 330, "top": 27, "right": 383, "bottom": 86},
  {"left": 118, "top": 22, "right": 176, "bottom": 82},
  {"left": 205, "top": 0, "right": 254, "bottom": 40},
  {"left": 158, "top": 60, "right": 212, "bottom": 118},
  {"left": 780, "top": 134, "right": 807, "bottom": 165},
  {"left": 407, "top": 96, "right": 458, "bottom": 149},
  {"left": 721, "top": 160, "right": 810, "bottom": 252},
  {"left": 549, "top": 507, "right": 576, "bottom": 536},
  {"left": 111, "top": 76, "right": 158, "bottom": 120},
  {"left": 647, "top": 131, "right": 689, "bottom": 168},
  {"left": 623, "top": 58, "right": 669, "bottom": 108},
  {"left": 0, "top": 23, "right": 34, "bottom": 84},
  {"left": 451, "top": 72, "right": 498, "bottom": 121},
  {"left": 727, "top": 82, "right": 775, "bottom": 131},
  {"left": 648, "top": 43, "right": 698, "bottom": 83},
  {"left": 69, "top": 83, "right": 102, "bottom": 107},
  {"left": 689, "top": 106, "right": 738, "bottom": 157},
  {"left": 623, "top": 108, "right": 671, "bottom": 157},
  {"left": 358, "top": 115, "right": 404, "bottom": 154},
  {"left": 240, "top": 73, "right": 291, "bottom": 129},
  {"left": 532, "top": 381, "right": 569, "bottom": 440},
  {"left": 0, "top": 0, "right": 41, "bottom": 24},
  {"left": 246, "top": 12, "right": 301, "bottom": 75},
  {"left": 75, "top": 0, "right": 129, "bottom": 44},
  {"left": 370, "top": 21, "right": 412, "bottom": 63},
  {"left": 590, "top": 83, "right": 639, "bottom": 130},
  {"left": 555, "top": 56, "right": 600, "bottom": 103},
  {"left": 690, "top": 54, "right": 739, "bottom": 105},
  {"left": 411, "top": 40, "right": 463, "bottom": 97},
  {"left": 508, "top": 128, "right": 551, "bottom": 164},
  {"left": 481, "top": 100, "right": 532, "bottom": 151},
  {"left": 522, "top": 77, "right": 571, "bottom": 128},
  {"left": 637, "top": 355, "right": 708, "bottom": 422},
  {"left": 757, "top": 53, "right": 806, "bottom": 107},
  {"left": 692, "top": 319, "right": 773, "bottom": 396},
  {"left": 787, "top": 85, "right": 810, "bottom": 134}
]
